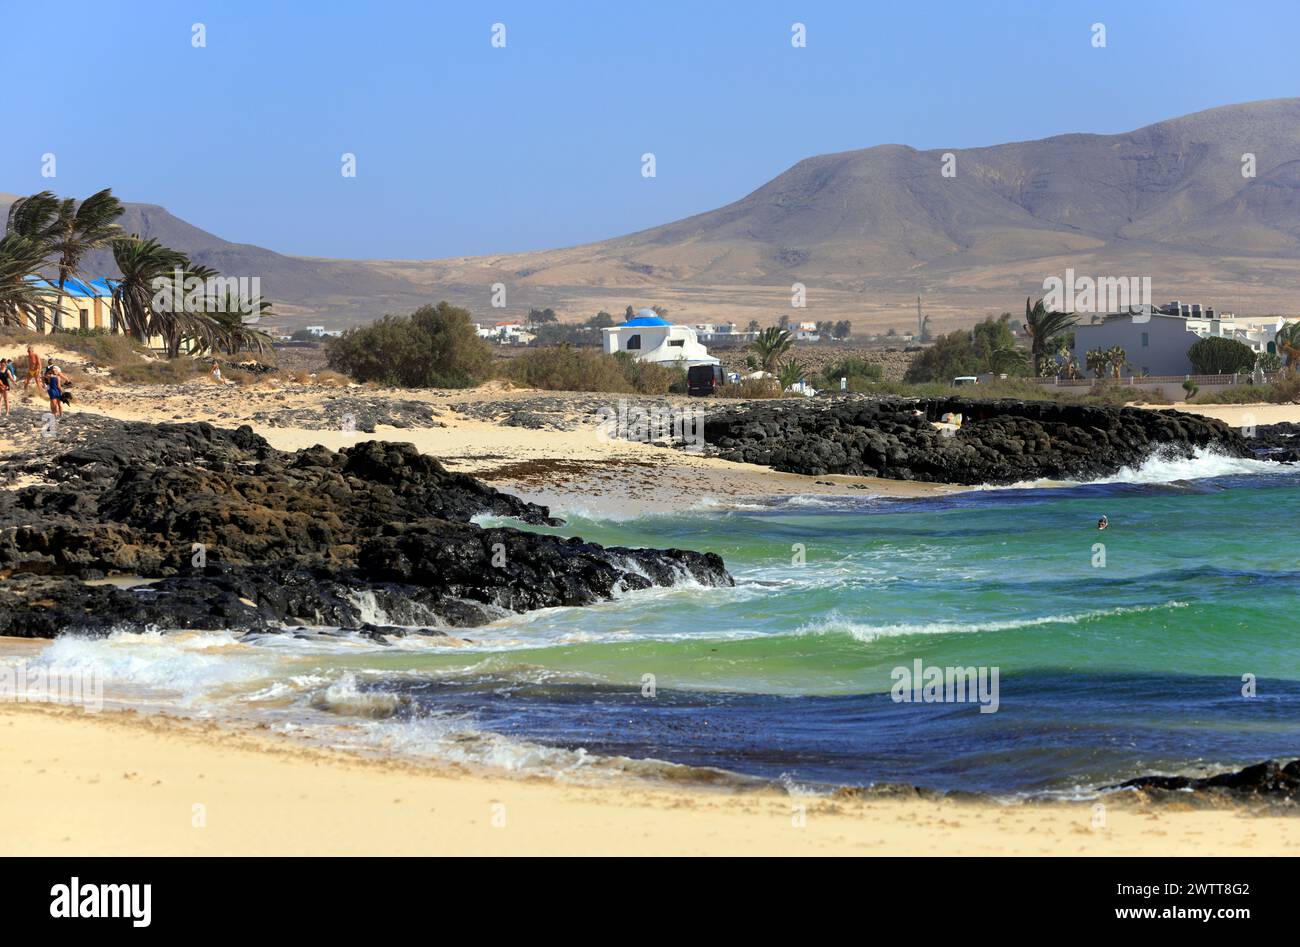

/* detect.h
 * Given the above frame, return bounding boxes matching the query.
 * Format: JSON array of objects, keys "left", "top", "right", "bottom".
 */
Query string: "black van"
[{"left": 687, "top": 364, "right": 724, "bottom": 396}]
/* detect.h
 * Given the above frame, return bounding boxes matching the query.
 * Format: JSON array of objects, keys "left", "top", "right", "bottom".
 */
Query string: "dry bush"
[
  {"left": 502, "top": 347, "right": 678, "bottom": 394},
  {"left": 54, "top": 332, "right": 150, "bottom": 368},
  {"left": 112, "top": 360, "right": 207, "bottom": 385},
  {"left": 1194, "top": 374, "right": 1300, "bottom": 404},
  {"left": 716, "top": 377, "right": 784, "bottom": 399},
  {"left": 310, "top": 369, "right": 352, "bottom": 387}
]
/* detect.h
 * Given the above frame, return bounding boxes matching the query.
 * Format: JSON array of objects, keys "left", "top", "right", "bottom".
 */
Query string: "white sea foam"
[
  {"left": 30, "top": 630, "right": 275, "bottom": 702},
  {"left": 1085, "top": 447, "right": 1284, "bottom": 485},
  {"left": 794, "top": 601, "right": 1189, "bottom": 643},
  {"left": 999, "top": 446, "right": 1286, "bottom": 489},
  {"left": 308, "top": 673, "right": 407, "bottom": 718}
]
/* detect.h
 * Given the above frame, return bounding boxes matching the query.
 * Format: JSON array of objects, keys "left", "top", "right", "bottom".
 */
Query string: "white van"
[{"left": 952, "top": 376, "right": 979, "bottom": 387}]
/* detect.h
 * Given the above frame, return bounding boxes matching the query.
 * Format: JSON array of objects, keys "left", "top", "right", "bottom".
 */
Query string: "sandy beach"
[
  {"left": 3, "top": 374, "right": 1299, "bottom": 857},
  {"left": 4, "top": 698, "right": 1298, "bottom": 856}
]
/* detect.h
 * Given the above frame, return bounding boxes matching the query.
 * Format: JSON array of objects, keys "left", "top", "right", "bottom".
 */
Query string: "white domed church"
[{"left": 600, "top": 309, "right": 720, "bottom": 369}]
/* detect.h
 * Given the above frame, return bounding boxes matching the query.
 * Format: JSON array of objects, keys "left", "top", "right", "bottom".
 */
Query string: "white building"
[
  {"left": 601, "top": 310, "right": 719, "bottom": 368},
  {"left": 475, "top": 321, "right": 534, "bottom": 344},
  {"left": 793, "top": 321, "right": 820, "bottom": 341},
  {"left": 1186, "top": 314, "right": 1289, "bottom": 356},
  {"left": 692, "top": 321, "right": 753, "bottom": 343}
]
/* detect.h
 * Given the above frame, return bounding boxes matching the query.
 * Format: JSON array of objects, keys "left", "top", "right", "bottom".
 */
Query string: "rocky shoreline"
[
  {"left": 1108, "top": 758, "right": 1300, "bottom": 805},
  {"left": 833, "top": 757, "right": 1300, "bottom": 806},
  {"left": 700, "top": 396, "right": 1263, "bottom": 484},
  {"left": 0, "top": 416, "right": 731, "bottom": 639}
]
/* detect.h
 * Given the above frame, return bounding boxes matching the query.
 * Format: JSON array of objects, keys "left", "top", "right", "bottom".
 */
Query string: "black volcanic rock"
[
  {"left": 0, "top": 419, "right": 731, "bottom": 638},
  {"left": 1109, "top": 759, "right": 1300, "bottom": 802},
  {"left": 1251, "top": 421, "right": 1300, "bottom": 462},
  {"left": 700, "top": 397, "right": 1257, "bottom": 484}
]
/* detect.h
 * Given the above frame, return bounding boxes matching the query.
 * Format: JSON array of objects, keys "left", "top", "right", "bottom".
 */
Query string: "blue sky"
[{"left": 5, "top": 0, "right": 1297, "bottom": 259}]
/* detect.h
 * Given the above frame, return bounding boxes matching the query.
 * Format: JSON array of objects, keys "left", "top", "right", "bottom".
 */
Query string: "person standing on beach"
[
  {"left": 22, "top": 345, "right": 40, "bottom": 392},
  {"left": 0, "top": 358, "right": 10, "bottom": 416},
  {"left": 44, "top": 365, "right": 64, "bottom": 417}
]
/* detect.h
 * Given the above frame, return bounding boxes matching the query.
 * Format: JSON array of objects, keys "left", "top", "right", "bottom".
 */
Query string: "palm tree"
[
  {"left": 1023, "top": 297, "right": 1077, "bottom": 376},
  {"left": 0, "top": 234, "right": 58, "bottom": 328},
  {"left": 1276, "top": 321, "right": 1300, "bottom": 369},
  {"left": 5, "top": 191, "right": 61, "bottom": 242},
  {"left": 109, "top": 236, "right": 189, "bottom": 343},
  {"left": 150, "top": 263, "right": 241, "bottom": 358},
  {"left": 44, "top": 189, "right": 124, "bottom": 302},
  {"left": 777, "top": 357, "right": 806, "bottom": 390},
  {"left": 748, "top": 327, "right": 793, "bottom": 373},
  {"left": 196, "top": 291, "right": 274, "bottom": 356}
]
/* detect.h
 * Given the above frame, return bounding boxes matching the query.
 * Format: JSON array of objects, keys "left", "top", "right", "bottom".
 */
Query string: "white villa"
[
  {"left": 601, "top": 310, "right": 719, "bottom": 368},
  {"left": 692, "top": 321, "right": 754, "bottom": 343},
  {"left": 475, "top": 321, "right": 534, "bottom": 345},
  {"left": 1071, "top": 308, "right": 1297, "bottom": 377},
  {"left": 1185, "top": 313, "right": 1289, "bottom": 356}
]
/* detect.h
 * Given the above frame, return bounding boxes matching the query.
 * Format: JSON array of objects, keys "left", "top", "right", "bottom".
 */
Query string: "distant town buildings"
[
  {"left": 474, "top": 321, "right": 534, "bottom": 344},
  {"left": 1069, "top": 300, "right": 1294, "bottom": 376},
  {"left": 692, "top": 322, "right": 757, "bottom": 344}
]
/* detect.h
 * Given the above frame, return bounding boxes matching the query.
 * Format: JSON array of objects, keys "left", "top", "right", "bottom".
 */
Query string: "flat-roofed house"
[
  {"left": 22, "top": 276, "right": 190, "bottom": 352},
  {"left": 25, "top": 277, "right": 119, "bottom": 333},
  {"left": 1070, "top": 312, "right": 1199, "bottom": 377}
]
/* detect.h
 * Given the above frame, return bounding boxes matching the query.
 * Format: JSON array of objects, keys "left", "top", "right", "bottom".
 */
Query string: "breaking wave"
[{"left": 794, "top": 601, "right": 1190, "bottom": 644}]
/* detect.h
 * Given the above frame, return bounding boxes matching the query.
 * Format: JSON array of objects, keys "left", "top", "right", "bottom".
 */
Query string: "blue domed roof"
[{"left": 624, "top": 308, "right": 672, "bottom": 327}]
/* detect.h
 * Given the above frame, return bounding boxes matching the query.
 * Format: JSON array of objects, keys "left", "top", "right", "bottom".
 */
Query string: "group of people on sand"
[{"left": 0, "top": 344, "right": 71, "bottom": 418}]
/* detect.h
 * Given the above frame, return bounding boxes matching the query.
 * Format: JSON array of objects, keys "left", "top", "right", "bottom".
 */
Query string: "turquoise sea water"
[{"left": 25, "top": 452, "right": 1300, "bottom": 797}]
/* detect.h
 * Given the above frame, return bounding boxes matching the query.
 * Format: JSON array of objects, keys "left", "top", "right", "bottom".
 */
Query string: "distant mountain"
[
  {"left": 0, "top": 194, "right": 435, "bottom": 326},
  {"left": 9, "top": 99, "right": 1300, "bottom": 330},
  {"left": 428, "top": 97, "right": 1300, "bottom": 328}
]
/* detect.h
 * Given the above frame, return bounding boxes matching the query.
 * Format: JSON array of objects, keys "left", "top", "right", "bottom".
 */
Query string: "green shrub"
[
  {"left": 1257, "top": 352, "right": 1284, "bottom": 373},
  {"left": 819, "top": 357, "right": 884, "bottom": 391},
  {"left": 326, "top": 302, "right": 491, "bottom": 388},
  {"left": 904, "top": 330, "right": 982, "bottom": 383},
  {"left": 1187, "top": 336, "right": 1255, "bottom": 375}
]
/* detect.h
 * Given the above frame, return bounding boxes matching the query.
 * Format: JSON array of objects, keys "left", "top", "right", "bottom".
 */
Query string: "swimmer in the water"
[{"left": 1097, "top": 515, "right": 1108, "bottom": 530}]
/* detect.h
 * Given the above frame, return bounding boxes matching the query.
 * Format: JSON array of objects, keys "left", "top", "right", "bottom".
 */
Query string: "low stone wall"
[{"left": 1040, "top": 373, "right": 1282, "bottom": 400}]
